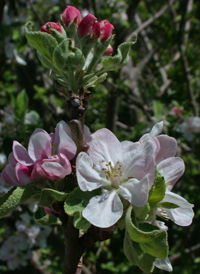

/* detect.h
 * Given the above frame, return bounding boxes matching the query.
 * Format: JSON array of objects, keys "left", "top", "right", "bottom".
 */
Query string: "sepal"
[{"left": 148, "top": 169, "right": 166, "bottom": 207}]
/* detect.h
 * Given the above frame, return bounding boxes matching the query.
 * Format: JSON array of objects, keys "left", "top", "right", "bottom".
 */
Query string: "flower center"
[
  {"left": 102, "top": 161, "right": 122, "bottom": 189},
  {"left": 51, "top": 143, "right": 57, "bottom": 155}
]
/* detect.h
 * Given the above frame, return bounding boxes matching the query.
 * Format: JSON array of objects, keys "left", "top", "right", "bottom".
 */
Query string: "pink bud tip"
[
  {"left": 62, "top": 5, "right": 81, "bottom": 27},
  {"left": 44, "top": 207, "right": 52, "bottom": 215},
  {"left": 100, "top": 19, "right": 114, "bottom": 42},
  {"left": 78, "top": 13, "right": 100, "bottom": 40},
  {"left": 41, "top": 22, "right": 62, "bottom": 34},
  {"left": 103, "top": 44, "right": 113, "bottom": 56}
]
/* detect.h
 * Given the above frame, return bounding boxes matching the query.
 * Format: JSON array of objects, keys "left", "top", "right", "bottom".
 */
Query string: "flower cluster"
[
  {"left": 1, "top": 121, "right": 76, "bottom": 185},
  {"left": 0, "top": 120, "right": 194, "bottom": 272}
]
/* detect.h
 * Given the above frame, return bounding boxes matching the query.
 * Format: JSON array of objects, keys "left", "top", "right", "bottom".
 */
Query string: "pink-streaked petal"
[
  {"left": 84, "top": 125, "right": 92, "bottom": 143},
  {"left": 82, "top": 190, "right": 123, "bottom": 228},
  {"left": 156, "top": 135, "right": 177, "bottom": 164},
  {"left": 2, "top": 165, "right": 19, "bottom": 185},
  {"left": 31, "top": 163, "right": 46, "bottom": 179},
  {"left": 76, "top": 152, "right": 106, "bottom": 191},
  {"left": 157, "top": 157, "right": 185, "bottom": 190},
  {"left": 119, "top": 176, "right": 149, "bottom": 207},
  {"left": 54, "top": 121, "right": 76, "bottom": 160},
  {"left": 15, "top": 163, "right": 32, "bottom": 185},
  {"left": 28, "top": 131, "right": 51, "bottom": 162},
  {"left": 30, "top": 128, "right": 50, "bottom": 139},
  {"left": 41, "top": 161, "right": 69, "bottom": 179},
  {"left": 8, "top": 152, "right": 16, "bottom": 165},
  {"left": 154, "top": 257, "right": 172, "bottom": 272},
  {"left": 87, "top": 128, "right": 123, "bottom": 166},
  {"left": 13, "top": 141, "right": 34, "bottom": 166}
]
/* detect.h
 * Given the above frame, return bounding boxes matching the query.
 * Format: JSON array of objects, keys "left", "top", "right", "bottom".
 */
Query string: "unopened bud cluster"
[{"left": 25, "top": 5, "right": 136, "bottom": 95}]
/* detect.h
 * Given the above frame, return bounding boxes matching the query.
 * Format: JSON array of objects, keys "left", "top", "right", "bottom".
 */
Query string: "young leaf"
[
  {"left": 125, "top": 206, "right": 168, "bottom": 258},
  {"left": 102, "top": 36, "right": 137, "bottom": 71},
  {"left": 0, "top": 185, "right": 37, "bottom": 218},
  {"left": 38, "top": 188, "right": 68, "bottom": 207},
  {"left": 124, "top": 231, "right": 155, "bottom": 273},
  {"left": 73, "top": 213, "right": 91, "bottom": 230},
  {"left": 148, "top": 169, "right": 166, "bottom": 207},
  {"left": 25, "top": 21, "right": 58, "bottom": 61},
  {"left": 64, "top": 187, "right": 100, "bottom": 216},
  {"left": 34, "top": 207, "right": 61, "bottom": 226},
  {"left": 15, "top": 89, "right": 29, "bottom": 120},
  {"left": 158, "top": 202, "right": 180, "bottom": 209}
]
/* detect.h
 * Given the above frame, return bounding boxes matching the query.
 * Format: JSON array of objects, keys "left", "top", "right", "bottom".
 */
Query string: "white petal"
[
  {"left": 157, "top": 157, "right": 185, "bottom": 190},
  {"left": 166, "top": 207, "right": 194, "bottom": 226},
  {"left": 156, "top": 135, "right": 177, "bottom": 164},
  {"left": 87, "top": 128, "right": 123, "bottom": 166},
  {"left": 150, "top": 121, "right": 163, "bottom": 136},
  {"left": 122, "top": 139, "right": 155, "bottom": 182},
  {"left": 119, "top": 176, "right": 149, "bottom": 207},
  {"left": 162, "top": 192, "right": 194, "bottom": 226},
  {"left": 162, "top": 192, "right": 194, "bottom": 209},
  {"left": 76, "top": 152, "right": 106, "bottom": 191},
  {"left": 82, "top": 190, "right": 123, "bottom": 228},
  {"left": 154, "top": 257, "right": 173, "bottom": 272}
]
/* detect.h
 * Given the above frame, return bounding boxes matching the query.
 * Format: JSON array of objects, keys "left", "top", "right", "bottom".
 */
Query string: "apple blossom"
[
  {"left": 141, "top": 122, "right": 194, "bottom": 227},
  {"left": 76, "top": 128, "right": 157, "bottom": 228},
  {"left": 1, "top": 121, "right": 76, "bottom": 185}
]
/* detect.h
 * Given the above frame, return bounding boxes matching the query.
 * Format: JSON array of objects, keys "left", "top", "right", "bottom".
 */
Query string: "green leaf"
[
  {"left": 102, "top": 37, "right": 137, "bottom": 71},
  {"left": 125, "top": 206, "right": 168, "bottom": 258},
  {"left": 158, "top": 202, "right": 180, "bottom": 209},
  {"left": 0, "top": 185, "right": 37, "bottom": 218},
  {"left": 53, "top": 39, "right": 85, "bottom": 71},
  {"left": 15, "top": 89, "right": 29, "bottom": 120},
  {"left": 73, "top": 213, "right": 91, "bottom": 230},
  {"left": 34, "top": 207, "right": 61, "bottom": 226},
  {"left": 38, "top": 188, "right": 68, "bottom": 207},
  {"left": 148, "top": 169, "right": 166, "bottom": 207},
  {"left": 124, "top": 231, "right": 155, "bottom": 273},
  {"left": 37, "top": 51, "right": 54, "bottom": 69},
  {"left": 85, "top": 73, "right": 107, "bottom": 88},
  {"left": 64, "top": 187, "right": 100, "bottom": 217},
  {"left": 25, "top": 21, "right": 58, "bottom": 61}
]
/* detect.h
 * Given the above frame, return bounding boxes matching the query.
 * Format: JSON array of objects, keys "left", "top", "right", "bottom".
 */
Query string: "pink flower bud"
[
  {"left": 44, "top": 207, "right": 52, "bottom": 215},
  {"left": 41, "top": 22, "right": 62, "bottom": 34},
  {"left": 62, "top": 5, "right": 81, "bottom": 27},
  {"left": 78, "top": 13, "right": 100, "bottom": 40},
  {"left": 103, "top": 45, "right": 113, "bottom": 56},
  {"left": 100, "top": 20, "right": 114, "bottom": 42},
  {"left": 172, "top": 106, "right": 184, "bottom": 117}
]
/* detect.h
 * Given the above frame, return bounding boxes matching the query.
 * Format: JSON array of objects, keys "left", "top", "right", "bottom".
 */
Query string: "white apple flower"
[{"left": 76, "top": 128, "right": 156, "bottom": 228}]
